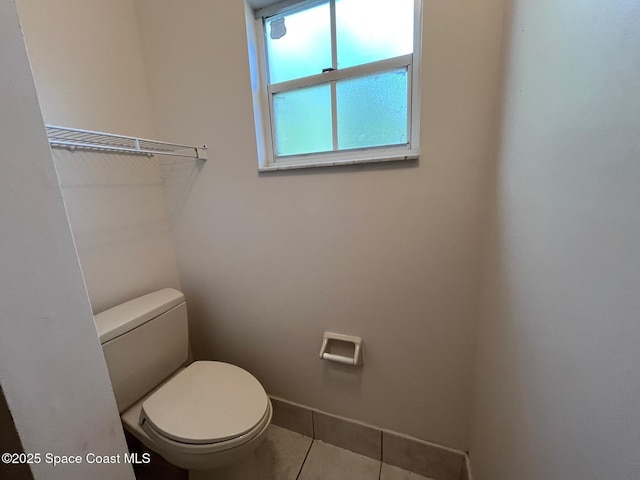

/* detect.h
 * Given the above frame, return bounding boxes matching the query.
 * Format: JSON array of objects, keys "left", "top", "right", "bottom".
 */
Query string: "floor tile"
[
  {"left": 382, "top": 432, "right": 464, "bottom": 480},
  {"left": 298, "top": 440, "right": 380, "bottom": 480},
  {"left": 189, "top": 455, "right": 256, "bottom": 480},
  {"left": 381, "top": 463, "right": 434, "bottom": 480},
  {"left": 253, "top": 424, "right": 313, "bottom": 480}
]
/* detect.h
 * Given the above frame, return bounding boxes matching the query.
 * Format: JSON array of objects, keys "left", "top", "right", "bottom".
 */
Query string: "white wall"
[
  {"left": 11, "top": 0, "right": 640, "bottom": 473},
  {"left": 16, "top": 0, "right": 155, "bottom": 138},
  {"left": 17, "top": 0, "right": 182, "bottom": 313},
  {"left": 50, "top": 149, "right": 183, "bottom": 313},
  {"left": 0, "top": 1, "right": 134, "bottom": 478},
  {"left": 469, "top": 0, "right": 640, "bottom": 478},
  {"left": 134, "top": 0, "right": 504, "bottom": 449}
]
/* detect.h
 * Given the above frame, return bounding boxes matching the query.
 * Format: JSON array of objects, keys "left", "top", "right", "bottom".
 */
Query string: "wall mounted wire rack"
[{"left": 45, "top": 125, "right": 207, "bottom": 160}]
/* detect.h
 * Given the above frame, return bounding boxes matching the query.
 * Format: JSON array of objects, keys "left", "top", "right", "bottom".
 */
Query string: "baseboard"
[
  {"left": 269, "top": 395, "right": 468, "bottom": 480},
  {"left": 463, "top": 452, "right": 473, "bottom": 480}
]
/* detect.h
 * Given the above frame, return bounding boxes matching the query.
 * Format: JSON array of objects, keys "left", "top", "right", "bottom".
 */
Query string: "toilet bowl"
[{"left": 95, "top": 289, "right": 271, "bottom": 471}]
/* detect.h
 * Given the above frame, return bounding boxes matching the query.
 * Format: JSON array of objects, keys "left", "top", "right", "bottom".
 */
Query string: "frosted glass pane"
[
  {"left": 266, "top": 2, "right": 332, "bottom": 84},
  {"left": 336, "top": 0, "right": 414, "bottom": 69},
  {"left": 336, "top": 69, "right": 408, "bottom": 150},
  {"left": 273, "top": 85, "right": 333, "bottom": 156}
]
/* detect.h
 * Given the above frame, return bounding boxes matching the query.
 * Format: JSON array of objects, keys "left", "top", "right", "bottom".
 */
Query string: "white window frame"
[{"left": 245, "top": 0, "right": 423, "bottom": 171}]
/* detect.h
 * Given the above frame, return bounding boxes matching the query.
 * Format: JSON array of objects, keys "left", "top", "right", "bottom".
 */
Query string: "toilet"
[{"left": 94, "top": 288, "right": 272, "bottom": 472}]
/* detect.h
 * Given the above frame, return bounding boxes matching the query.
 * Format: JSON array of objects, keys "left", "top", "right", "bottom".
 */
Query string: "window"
[{"left": 247, "top": 0, "right": 422, "bottom": 170}]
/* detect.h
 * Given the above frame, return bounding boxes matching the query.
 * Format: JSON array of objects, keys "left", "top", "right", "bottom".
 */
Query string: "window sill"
[{"left": 258, "top": 149, "right": 419, "bottom": 172}]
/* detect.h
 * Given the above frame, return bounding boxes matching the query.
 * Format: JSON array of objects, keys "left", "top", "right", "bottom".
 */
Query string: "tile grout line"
[
  {"left": 294, "top": 410, "right": 315, "bottom": 480},
  {"left": 294, "top": 438, "right": 315, "bottom": 480},
  {"left": 273, "top": 398, "right": 467, "bottom": 480}
]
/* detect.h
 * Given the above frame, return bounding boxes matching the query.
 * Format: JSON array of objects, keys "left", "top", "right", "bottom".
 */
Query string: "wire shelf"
[{"left": 45, "top": 125, "right": 207, "bottom": 160}]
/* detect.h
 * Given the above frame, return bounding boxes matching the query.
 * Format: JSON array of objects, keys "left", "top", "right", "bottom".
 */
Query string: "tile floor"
[
  {"left": 251, "top": 424, "right": 432, "bottom": 480},
  {"left": 131, "top": 424, "right": 434, "bottom": 480}
]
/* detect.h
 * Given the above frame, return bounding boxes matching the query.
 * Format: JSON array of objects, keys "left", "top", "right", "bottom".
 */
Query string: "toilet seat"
[{"left": 139, "top": 361, "right": 270, "bottom": 454}]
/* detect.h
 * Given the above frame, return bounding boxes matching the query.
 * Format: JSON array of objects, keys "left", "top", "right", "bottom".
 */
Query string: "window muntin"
[{"left": 254, "top": 0, "right": 420, "bottom": 169}]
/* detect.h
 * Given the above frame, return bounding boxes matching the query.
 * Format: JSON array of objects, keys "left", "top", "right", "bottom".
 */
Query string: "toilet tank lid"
[{"left": 95, "top": 288, "right": 185, "bottom": 344}]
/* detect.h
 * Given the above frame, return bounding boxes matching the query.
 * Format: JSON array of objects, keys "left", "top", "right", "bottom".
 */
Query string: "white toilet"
[{"left": 95, "top": 288, "right": 272, "bottom": 472}]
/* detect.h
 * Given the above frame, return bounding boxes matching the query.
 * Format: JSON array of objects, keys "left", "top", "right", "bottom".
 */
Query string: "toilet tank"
[{"left": 95, "top": 288, "right": 189, "bottom": 413}]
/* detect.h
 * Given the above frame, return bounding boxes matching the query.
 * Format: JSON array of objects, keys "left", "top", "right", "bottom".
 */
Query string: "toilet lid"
[{"left": 141, "top": 361, "right": 269, "bottom": 445}]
